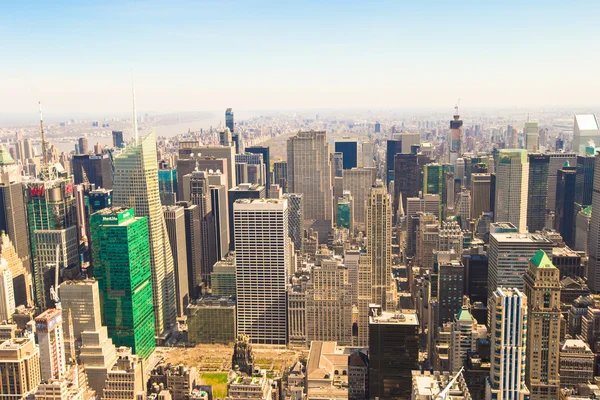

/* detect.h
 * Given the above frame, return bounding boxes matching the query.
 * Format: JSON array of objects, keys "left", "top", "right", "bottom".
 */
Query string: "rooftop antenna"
[
  {"left": 38, "top": 101, "right": 49, "bottom": 180},
  {"left": 131, "top": 70, "right": 139, "bottom": 144}
]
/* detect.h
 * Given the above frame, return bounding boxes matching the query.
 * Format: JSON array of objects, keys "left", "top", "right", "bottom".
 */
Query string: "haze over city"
[{"left": 2, "top": 0, "right": 600, "bottom": 122}]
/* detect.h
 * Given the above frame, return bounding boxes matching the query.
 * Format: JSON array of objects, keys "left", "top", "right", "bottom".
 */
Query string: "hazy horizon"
[{"left": 2, "top": 1, "right": 600, "bottom": 115}]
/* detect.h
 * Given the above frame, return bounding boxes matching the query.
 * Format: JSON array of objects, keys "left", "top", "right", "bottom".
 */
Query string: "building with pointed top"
[
  {"left": 450, "top": 297, "right": 487, "bottom": 373},
  {"left": 523, "top": 250, "right": 561, "bottom": 399},
  {"left": 112, "top": 132, "right": 177, "bottom": 337}
]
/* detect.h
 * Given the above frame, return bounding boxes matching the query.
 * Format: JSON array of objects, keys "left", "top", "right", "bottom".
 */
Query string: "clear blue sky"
[{"left": 2, "top": 1, "right": 599, "bottom": 115}]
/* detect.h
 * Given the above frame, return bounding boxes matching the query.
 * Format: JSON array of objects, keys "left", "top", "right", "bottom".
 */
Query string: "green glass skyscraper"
[{"left": 91, "top": 207, "right": 156, "bottom": 359}]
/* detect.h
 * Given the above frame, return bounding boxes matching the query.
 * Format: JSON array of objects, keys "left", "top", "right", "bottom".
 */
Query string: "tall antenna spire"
[
  {"left": 131, "top": 70, "right": 139, "bottom": 144},
  {"left": 38, "top": 101, "right": 49, "bottom": 180}
]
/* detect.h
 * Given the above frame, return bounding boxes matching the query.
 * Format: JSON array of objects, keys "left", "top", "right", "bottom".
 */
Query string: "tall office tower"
[
  {"left": 78, "top": 137, "right": 88, "bottom": 154},
  {"left": 287, "top": 131, "right": 333, "bottom": 238},
  {"left": 449, "top": 107, "right": 463, "bottom": 164},
  {"left": 423, "top": 163, "right": 444, "bottom": 195},
  {"left": 335, "top": 139, "right": 358, "bottom": 170},
  {"left": 343, "top": 248, "right": 360, "bottom": 307},
  {"left": 306, "top": 258, "right": 353, "bottom": 345},
  {"left": 439, "top": 220, "right": 464, "bottom": 256},
  {"left": 272, "top": 160, "right": 288, "bottom": 193},
  {"left": 175, "top": 202, "right": 202, "bottom": 298},
  {"left": 0, "top": 337, "right": 41, "bottom": 399},
  {"left": 219, "top": 127, "right": 233, "bottom": 147},
  {"left": 575, "top": 153, "right": 595, "bottom": 214},
  {"left": 235, "top": 152, "right": 266, "bottom": 186},
  {"left": 405, "top": 194, "right": 441, "bottom": 258},
  {"left": 282, "top": 193, "right": 304, "bottom": 252},
  {"left": 487, "top": 222, "right": 554, "bottom": 302},
  {"left": 113, "top": 132, "right": 176, "bottom": 335},
  {"left": 163, "top": 206, "right": 190, "bottom": 316},
  {"left": 547, "top": 152, "right": 577, "bottom": 213},
  {"left": 415, "top": 214, "right": 439, "bottom": 269},
  {"left": 573, "top": 114, "right": 600, "bottom": 155},
  {"left": 111, "top": 131, "right": 124, "bottom": 148},
  {"left": 228, "top": 183, "right": 265, "bottom": 249},
  {"left": 527, "top": 154, "right": 550, "bottom": 233},
  {"left": 494, "top": 149, "right": 529, "bottom": 232},
  {"left": 450, "top": 298, "right": 486, "bottom": 373},
  {"left": 525, "top": 121, "right": 539, "bottom": 152},
  {"left": 246, "top": 146, "right": 270, "bottom": 189},
  {"left": 331, "top": 152, "right": 344, "bottom": 179},
  {"left": 556, "top": 162, "right": 577, "bottom": 246},
  {"left": 336, "top": 191, "right": 353, "bottom": 231},
  {"left": 90, "top": 207, "right": 156, "bottom": 359},
  {"left": 210, "top": 184, "right": 229, "bottom": 260},
  {"left": 26, "top": 174, "right": 79, "bottom": 310},
  {"left": 77, "top": 325, "right": 119, "bottom": 399},
  {"left": 456, "top": 187, "right": 471, "bottom": 228},
  {"left": 158, "top": 169, "right": 178, "bottom": 205},
  {"left": 178, "top": 141, "right": 236, "bottom": 191},
  {"left": 0, "top": 146, "right": 27, "bottom": 262},
  {"left": 471, "top": 173, "right": 491, "bottom": 220},
  {"left": 361, "top": 141, "right": 373, "bottom": 168},
  {"left": 23, "top": 139, "right": 33, "bottom": 160},
  {"left": 225, "top": 108, "right": 234, "bottom": 133},
  {"left": 368, "top": 307, "right": 419, "bottom": 399},
  {"left": 455, "top": 157, "right": 466, "bottom": 186},
  {"left": 366, "top": 180, "right": 392, "bottom": 311},
  {"left": 437, "top": 259, "right": 465, "bottom": 326},
  {"left": 342, "top": 167, "right": 377, "bottom": 231},
  {"left": 523, "top": 251, "right": 561, "bottom": 399},
  {"left": 357, "top": 253, "right": 371, "bottom": 346},
  {"left": 588, "top": 153, "right": 600, "bottom": 292},
  {"left": 0, "top": 259, "right": 14, "bottom": 322},
  {"left": 234, "top": 198, "right": 290, "bottom": 345},
  {"left": 36, "top": 308, "right": 66, "bottom": 381},
  {"left": 58, "top": 280, "right": 102, "bottom": 345},
  {"left": 393, "top": 153, "right": 430, "bottom": 217},
  {"left": 445, "top": 171, "right": 456, "bottom": 209},
  {"left": 72, "top": 153, "right": 113, "bottom": 189},
  {"left": 575, "top": 206, "right": 591, "bottom": 253},
  {"left": 0, "top": 234, "right": 32, "bottom": 307},
  {"left": 463, "top": 251, "right": 489, "bottom": 305},
  {"left": 268, "top": 183, "right": 282, "bottom": 199},
  {"left": 386, "top": 138, "right": 403, "bottom": 185},
  {"left": 486, "top": 288, "right": 529, "bottom": 400}
]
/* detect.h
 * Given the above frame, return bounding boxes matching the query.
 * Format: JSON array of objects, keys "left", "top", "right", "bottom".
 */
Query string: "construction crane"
[{"left": 436, "top": 367, "right": 465, "bottom": 400}]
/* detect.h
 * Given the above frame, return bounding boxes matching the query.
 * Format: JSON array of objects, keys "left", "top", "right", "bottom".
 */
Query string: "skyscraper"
[
  {"left": 112, "top": 131, "right": 176, "bottom": 336},
  {"left": 210, "top": 184, "right": 229, "bottom": 261},
  {"left": 526, "top": 154, "right": 549, "bottom": 233},
  {"left": 90, "top": 207, "right": 156, "bottom": 359},
  {"left": 184, "top": 170, "right": 217, "bottom": 284},
  {"left": 393, "top": 153, "right": 430, "bottom": 217},
  {"left": 234, "top": 198, "right": 290, "bottom": 345},
  {"left": 366, "top": 180, "right": 392, "bottom": 311},
  {"left": 287, "top": 131, "right": 333, "bottom": 238},
  {"left": 78, "top": 137, "right": 89, "bottom": 154},
  {"left": 523, "top": 250, "right": 561, "bottom": 399},
  {"left": 72, "top": 153, "right": 113, "bottom": 189},
  {"left": 0, "top": 233, "right": 32, "bottom": 307},
  {"left": 587, "top": 153, "right": 600, "bottom": 292},
  {"left": 111, "top": 131, "right": 124, "bottom": 148},
  {"left": 282, "top": 193, "right": 304, "bottom": 252},
  {"left": 342, "top": 167, "right": 377, "bottom": 231},
  {"left": 494, "top": 149, "right": 529, "bottom": 232},
  {"left": 272, "top": 160, "right": 288, "bottom": 193},
  {"left": 58, "top": 279, "right": 103, "bottom": 345},
  {"left": 525, "top": 121, "right": 539, "bottom": 152},
  {"left": 246, "top": 146, "right": 271, "bottom": 189},
  {"left": 0, "top": 259, "right": 14, "bottom": 323},
  {"left": 449, "top": 108, "right": 463, "bottom": 164},
  {"left": 555, "top": 162, "right": 577, "bottom": 246},
  {"left": 158, "top": 168, "right": 178, "bottom": 205},
  {"left": 225, "top": 108, "right": 234, "bottom": 133},
  {"left": 227, "top": 183, "right": 265, "bottom": 250},
  {"left": 547, "top": 152, "right": 577, "bottom": 213},
  {"left": 488, "top": 223, "right": 554, "bottom": 301},
  {"left": 0, "top": 337, "right": 41, "bottom": 399},
  {"left": 35, "top": 308, "right": 66, "bottom": 381},
  {"left": 163, "top": 205, "right": 190, "bottom": 316},
  {"left": 334, "top": 139, "right": 358, "bottom": 170},
  {"left": 175, "top": 201, "right": 202, "bottom": 298},
  {"left": 471, "top": 173, "right": 491, "bottom": 220},
  {"left": 573, "top": 114, "right": 600, "bottom": 155},
  {"left": 0, "top": 146, "right": 30, "bottom": 273},
  {"left": 486, "top": 288, "right": 529, "bottom": 400}
]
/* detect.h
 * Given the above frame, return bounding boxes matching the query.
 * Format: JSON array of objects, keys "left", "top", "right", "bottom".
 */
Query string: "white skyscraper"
[
  {"left": 35, "top": 308, "right": 66, "bottom": 381},
  {"left": 486, "top": 288, "right": 529, "bottom": 400},
  {"left": 494, "top": 149, "right": 529, "bottom": 232},
  {"left": 0, "top": 258, "right": 14, "bottom": 322},
  {"left": 573, "top": 114, "right": 600, "bottom": 155},
  {"left": 234, "top": 198, "right": 290, "bottom": 345}
]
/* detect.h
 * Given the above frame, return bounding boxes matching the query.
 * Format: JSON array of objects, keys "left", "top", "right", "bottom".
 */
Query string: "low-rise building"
[{"left": 186, "top": 297, "right": 236, "bottom": 345}]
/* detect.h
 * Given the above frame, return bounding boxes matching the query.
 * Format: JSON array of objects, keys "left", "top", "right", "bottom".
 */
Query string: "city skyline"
[{"left": 2, "top": 1, "right": 600, "bottom": 117}]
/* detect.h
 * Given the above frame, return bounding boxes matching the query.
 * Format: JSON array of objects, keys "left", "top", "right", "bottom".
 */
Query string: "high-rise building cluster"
[{"left": 2, "top": 104, "right": 600, "bottom": 400}]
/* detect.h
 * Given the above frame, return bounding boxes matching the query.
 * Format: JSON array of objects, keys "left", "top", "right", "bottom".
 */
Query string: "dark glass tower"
[
  {"left": 72, "top": 154, "right": 113, "bottom": 189},
  {"left": 334, "top": 141, "right": 358, "bottom": 170},
  {"left": 526, "top": 154, "right": 549, "bottom": 232},
  {"left": 556, "top": 163, "right": 577, "bottom": 246},
  {"left": 386, "top": 139, "right": 402, "bottom": 185}
]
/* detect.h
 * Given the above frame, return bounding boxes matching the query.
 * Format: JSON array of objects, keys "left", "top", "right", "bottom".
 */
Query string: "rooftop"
[
  {"left": 575, "top": 114, "right": 600, "bottom": 132},
  {"left": 370, "top": 311, "right": 418, "bottom": 326},
  {"left": 530, "top": 250, "right": 555, "bottom": 269}
]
